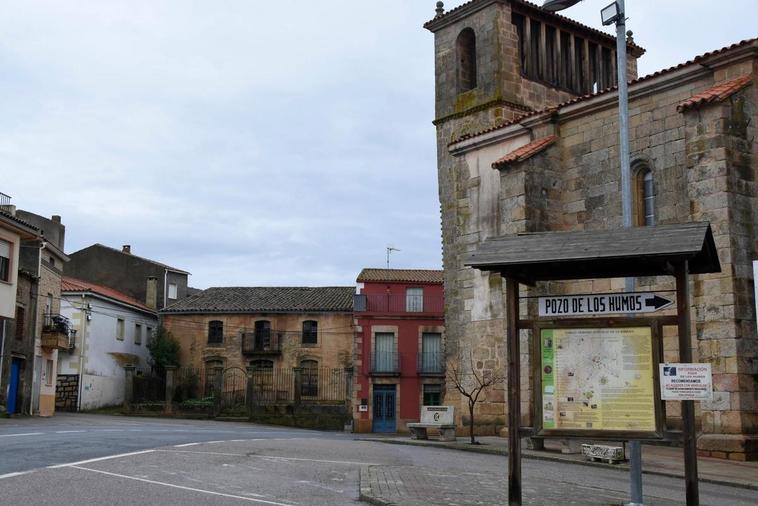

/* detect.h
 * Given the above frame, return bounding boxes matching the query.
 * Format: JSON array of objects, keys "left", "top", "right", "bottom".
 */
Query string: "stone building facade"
[
  {"left": 161, "top": 287, "right": 355, "bottom": 374},
  {"left": 426, "top": 0, "right": 757, "bottom": 459}
]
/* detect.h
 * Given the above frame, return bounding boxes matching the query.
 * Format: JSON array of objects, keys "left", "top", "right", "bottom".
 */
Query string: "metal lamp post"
[{"left": 543, "top": 1, "right": 641, "bottom": 505}]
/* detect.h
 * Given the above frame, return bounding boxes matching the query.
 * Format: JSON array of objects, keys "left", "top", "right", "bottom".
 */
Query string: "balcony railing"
[
  {"left": 41, "top": 314, "right": 74, "bottom": 351},
  {"left": 242, "top": 330, "right": 283, "bottom": 355},
  {"left": 417, "top": 352, "right": 445, "bottom": 376},
  {"left": 370, "top": 351, "right": 400, "bottom": 375},
  {"left": 0, "top": 192, "right": 11, "bottom": 207},
  {"left": 354, "top": 294, "right": 444, "bottom": 315}
]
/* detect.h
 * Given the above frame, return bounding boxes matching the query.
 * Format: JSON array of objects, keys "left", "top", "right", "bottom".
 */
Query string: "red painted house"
[{"left": 352, "top": 268, "right": 445, "bottom": 433}]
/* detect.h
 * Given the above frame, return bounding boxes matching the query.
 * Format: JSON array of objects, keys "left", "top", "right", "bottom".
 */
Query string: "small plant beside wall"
[{"left": 447, "top": 350, "right": 504, "bottom": 445}]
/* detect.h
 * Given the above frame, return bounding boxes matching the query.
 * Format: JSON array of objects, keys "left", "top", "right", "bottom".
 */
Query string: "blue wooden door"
[
  {"left": 372, "top": 385, "right": 396, "bottom": 433},
  {"left": 7, "top": 359, "right": 21, "bottom": 414}
]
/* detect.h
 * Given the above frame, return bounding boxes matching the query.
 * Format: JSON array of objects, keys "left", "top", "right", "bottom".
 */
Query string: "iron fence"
[
  {"left": 370, "top": 352, "right": 400, "bottom": 375},
  {"left": 132, "top": 368, "right": 166, "bottom": 402},
  {"left": 417, "top": 352, "right": 446, "bottom": 375},
  {"left": 353, "top": 293, "right": 444, "bottom": 315}
]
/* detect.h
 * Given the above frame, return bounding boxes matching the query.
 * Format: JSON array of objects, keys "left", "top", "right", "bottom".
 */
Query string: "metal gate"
[{"left": 220, "top": 367, "right": 247, "bottom": 411}]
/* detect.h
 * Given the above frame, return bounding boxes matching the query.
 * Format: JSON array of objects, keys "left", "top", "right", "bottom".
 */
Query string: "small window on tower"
[{"left": 456, "top": 28, "right": 477, "bottom": 93}]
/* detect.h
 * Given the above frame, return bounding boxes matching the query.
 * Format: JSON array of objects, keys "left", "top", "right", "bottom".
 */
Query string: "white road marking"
[
  {"left": 55, "top": 430, "right": 87, "bottom": 434},
  {"left": 157, "top": 449, "right": 379, "bottom": 466},
  {"left": 0, "top": 470, "right": 35, "bottom": 480},
  {"left": 174, "top": 442, "right": 201, "bottom": 447},
  {"left": 69, "top": 466, "right": 295, "bottom": 505},
  {"left": 0, "top": 432, "right": 44, "bottom": 438},
  {"left": 47, "top": 449, "right": 156, "bottom": 468},
  {"left": 205, "top": 440, "right": 225, "bottom": 444}
]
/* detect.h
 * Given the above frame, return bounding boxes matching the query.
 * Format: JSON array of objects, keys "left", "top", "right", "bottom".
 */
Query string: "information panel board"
[
  {"left": 660, "top": 363, "right": 713, "bottom": 401},
  {"left": 537, "top": 325, "right": 662, "bottom": 439}
]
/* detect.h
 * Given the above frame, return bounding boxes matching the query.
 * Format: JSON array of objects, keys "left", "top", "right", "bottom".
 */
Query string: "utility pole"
[{"left": 542, "top": 1, "right": 640, "bottom": 504}]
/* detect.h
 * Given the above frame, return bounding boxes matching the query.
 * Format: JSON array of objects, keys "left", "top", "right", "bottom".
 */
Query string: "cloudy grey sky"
[{"left": 2, "top": 1, "right": 755, "bottom": 288}]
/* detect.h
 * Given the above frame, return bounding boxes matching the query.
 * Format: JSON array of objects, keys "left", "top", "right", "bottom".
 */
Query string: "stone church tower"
[
  {"left": 425, "top": 0, "right": 644, "bottom": 436},
  {"left": 426, "top": 0, "right": 758, "bottom": 462}
]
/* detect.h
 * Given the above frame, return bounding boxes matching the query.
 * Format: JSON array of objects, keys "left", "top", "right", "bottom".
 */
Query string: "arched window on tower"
[
  {"left": 634, "top": 164, "right": 655, "bottom": 226},
  {"left": 456, "top": 28, "right": 477, "bottom": 93}
]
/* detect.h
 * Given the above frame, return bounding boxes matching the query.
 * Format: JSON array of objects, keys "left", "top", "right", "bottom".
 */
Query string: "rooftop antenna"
[{"left": 386, "top": 246, "right": 400, "bottom": 269}]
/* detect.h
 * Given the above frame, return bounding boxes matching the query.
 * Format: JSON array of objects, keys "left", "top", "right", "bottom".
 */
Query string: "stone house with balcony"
[
  {"left": 352, "top": 269, "right": 445, "bottom": 433},
  {"left": 161, "top": 286, "right": 355, "bottom": 399},
  {"left": 0, "top": 197, "right": 41, "bottom": 415},
  {"left": 426, "top": 0, "right": 757, "bottom": 459}
]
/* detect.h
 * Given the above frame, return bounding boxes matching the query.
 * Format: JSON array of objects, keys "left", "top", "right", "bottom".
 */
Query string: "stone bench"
[{"left": 407, "top": 406, "right": 456, "bottom": 442}]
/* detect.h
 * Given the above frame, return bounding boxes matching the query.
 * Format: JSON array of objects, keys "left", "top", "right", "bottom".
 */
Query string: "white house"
[{"left": 58, "top": 277, "right": 157, "bottom": 410}]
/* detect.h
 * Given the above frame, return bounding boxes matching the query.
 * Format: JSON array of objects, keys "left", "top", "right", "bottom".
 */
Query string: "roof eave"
[
  {"left": 0, "top": 213, "right": 40, "bottom": 240},
  {"left": 62, "top": 289, "right": 157, "bottom": 316}
]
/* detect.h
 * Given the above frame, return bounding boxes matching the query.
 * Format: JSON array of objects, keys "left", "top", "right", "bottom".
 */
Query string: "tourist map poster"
[{"left": 540, "top": 327, "right": 657, "bottom": 433}]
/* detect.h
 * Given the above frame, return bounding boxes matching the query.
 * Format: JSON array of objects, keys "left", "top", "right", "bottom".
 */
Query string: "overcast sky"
[{"left": 2, "top": 1, "right": 755, "bottom": 288}]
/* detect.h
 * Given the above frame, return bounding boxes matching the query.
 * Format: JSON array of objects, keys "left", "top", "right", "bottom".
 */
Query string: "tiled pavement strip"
[
  {"left": 358, "top": 465, "right": 675, "bottom": 506},
  {"left": 357, "top": 436, "right": 758, "bottom": 490},
  {"left": 357, "top": 436, "right": 758, "bottom": 505}
]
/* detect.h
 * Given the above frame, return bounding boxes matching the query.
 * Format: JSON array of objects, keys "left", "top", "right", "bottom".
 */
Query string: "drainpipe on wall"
[
  {"left": 30, "top": 241, "right": 46, "bottom": 415},
  {"left": 76, "top": 294, "right": 87, "bottom": 412},
  {"left": 163, "top": 268, "right": 168, "bottom": 309},
  {"left": 0, "top": 320, "right": 6, "bottom": 396}
]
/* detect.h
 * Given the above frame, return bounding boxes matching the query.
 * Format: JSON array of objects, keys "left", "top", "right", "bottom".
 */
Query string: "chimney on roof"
[
  {"left": 122, "top": 245, "right": 131, "bottom": 254},
  {"left": 146, "top": 277, "right": 158, "bottom": 310},
  {"left": 51, "top": 215, "right": 61, "bottom": 223}
]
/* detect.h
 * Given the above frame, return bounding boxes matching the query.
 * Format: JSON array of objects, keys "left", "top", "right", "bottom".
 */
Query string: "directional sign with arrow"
[{"left": 539, "top": 292, "right": 674, "bottom": 317}]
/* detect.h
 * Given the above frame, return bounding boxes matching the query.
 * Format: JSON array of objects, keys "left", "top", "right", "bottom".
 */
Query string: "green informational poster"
[{"left": 540, "top": 327, "right": 656, "bottom": 433}]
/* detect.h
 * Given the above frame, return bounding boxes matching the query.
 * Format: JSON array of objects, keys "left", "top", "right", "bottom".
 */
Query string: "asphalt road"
[{"left": 1, "top": 414, "right": 755, "bottom": 505}]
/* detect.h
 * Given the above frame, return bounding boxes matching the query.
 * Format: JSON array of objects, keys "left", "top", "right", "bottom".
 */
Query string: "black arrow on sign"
[{"left": 645, "top": 295, "right": 672, "bottom": 310}]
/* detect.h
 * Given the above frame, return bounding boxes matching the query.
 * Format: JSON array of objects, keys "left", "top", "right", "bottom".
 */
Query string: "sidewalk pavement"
[{"left": 357, "top": 435, "right": 758, "bottom": 491}]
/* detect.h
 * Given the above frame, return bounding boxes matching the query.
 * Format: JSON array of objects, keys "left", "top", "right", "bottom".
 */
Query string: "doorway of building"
[
  {"left": 372, "top": 384, "right": 396, "bottom": 433},
  {"left": 7, "top": 358, "right": 22, "bottom": 414}
]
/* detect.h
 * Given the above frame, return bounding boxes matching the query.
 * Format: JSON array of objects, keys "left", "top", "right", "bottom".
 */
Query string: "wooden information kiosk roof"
[{"left": 465, "top": 222, "right": 721, "bottom": 282}]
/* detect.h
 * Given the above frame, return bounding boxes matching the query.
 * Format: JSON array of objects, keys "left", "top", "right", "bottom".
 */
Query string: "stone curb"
[
  {"left": 356, "top": 438, "right": 758, "bottom": 492},
  {"left": 358, "top": 466, "right": 396, "bottom": 506}
]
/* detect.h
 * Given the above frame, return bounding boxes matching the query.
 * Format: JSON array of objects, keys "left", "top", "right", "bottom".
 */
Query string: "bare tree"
[{"left": 447, "top": 350, "right": 505, "bottom": 444}]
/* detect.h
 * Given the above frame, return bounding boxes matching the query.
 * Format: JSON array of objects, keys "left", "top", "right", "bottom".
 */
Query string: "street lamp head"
[
  {"left": 542, "top": 0, "right": 582, "bottom": 12},
  {"left": 601, "top": 1, "right": 623, "bottom": 26}
]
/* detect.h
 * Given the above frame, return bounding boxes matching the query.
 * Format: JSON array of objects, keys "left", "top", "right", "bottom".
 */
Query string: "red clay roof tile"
[
  {"left": 62, "top": 277, "right": 154, "bottom": 313},
  {"left": 677, "top": 75, "right": 753, "bottom": 113},
  {"left": 357, "top": 269, "right": 444, "bottom": 284},
  {"left": 492, "top": 135, "right": 558, "bottom": 168}
]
